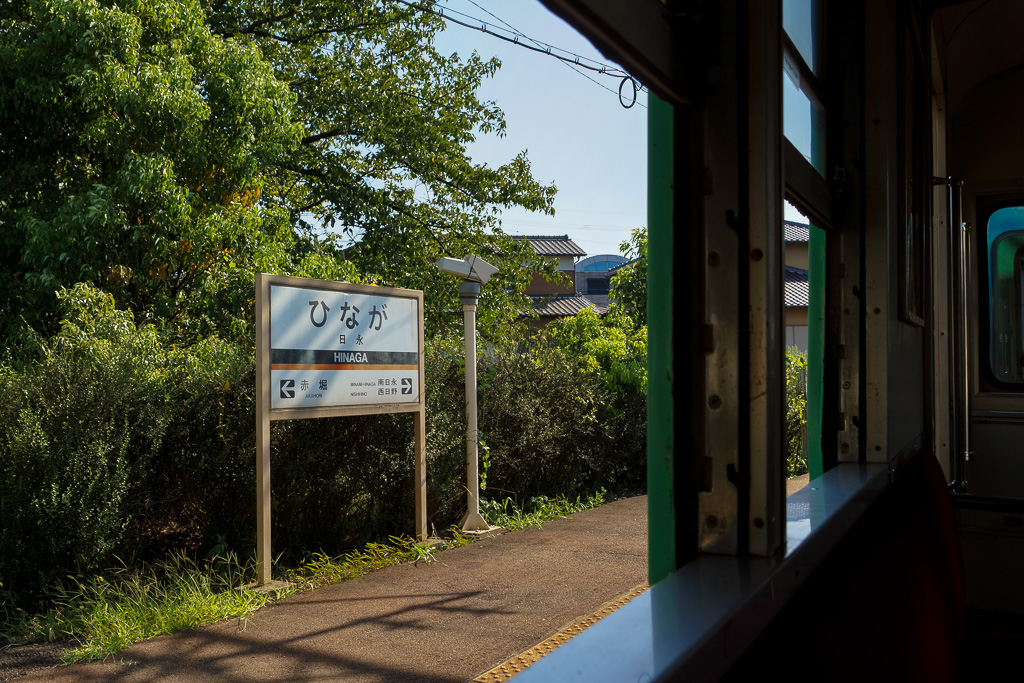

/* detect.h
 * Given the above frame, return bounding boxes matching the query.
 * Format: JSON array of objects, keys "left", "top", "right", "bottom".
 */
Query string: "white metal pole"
[{"left": 459, "top": 282, "right": 490, "bottom": 531}]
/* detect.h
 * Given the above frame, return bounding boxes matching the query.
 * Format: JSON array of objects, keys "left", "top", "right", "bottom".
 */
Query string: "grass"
[
  {"left": 3, "top": 491, "right": 608, "bottom": 664},
  {"left": 479, "top": 489, "right": 607, "bottom": 530},
  {"left": 283, "top": 532, "right": 476, "bottom": 591},
  {"left": 8, "top": 553, "right": 290, "bottom": 663},
  {"left": 3, "top": 532, "right": 474, "bottom": 664}
]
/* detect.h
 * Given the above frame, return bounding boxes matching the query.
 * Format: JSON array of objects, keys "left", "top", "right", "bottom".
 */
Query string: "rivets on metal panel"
[
  {"left": 708, "top": 251, "right": 720, "bottom": 266},
  {"left": 751, "top": 248, "right": 764, "bottom": 261},
  {"left": 708, "top": 394, "right": 722, "bottom": 409},
  {"left": 753, "top": 517, "right": 765, "bottom": 529}
]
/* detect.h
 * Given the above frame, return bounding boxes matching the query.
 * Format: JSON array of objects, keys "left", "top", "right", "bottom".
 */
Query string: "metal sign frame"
[{"left": 255, "top": 273, "right": 426, "bottom": 585}]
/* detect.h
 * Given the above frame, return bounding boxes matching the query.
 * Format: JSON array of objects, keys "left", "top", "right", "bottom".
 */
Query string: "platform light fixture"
[{"left": 434, "top": 254, "right": 499, "bottom": 532}]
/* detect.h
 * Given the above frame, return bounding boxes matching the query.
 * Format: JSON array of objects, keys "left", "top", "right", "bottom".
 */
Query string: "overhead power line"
[
  {"left": 393, "top": 0, "right": 646, "bottom": 109},
  {"left": 460, "top": 0, "right": 641, "bottom": 107}
]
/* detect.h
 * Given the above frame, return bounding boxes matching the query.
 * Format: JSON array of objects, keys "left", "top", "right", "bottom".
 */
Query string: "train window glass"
[
  {"left": 783, "top": 0, "right": 823, "bottom": 76},
  {"left": 897, "top": 18, "right": 926, "bottom": 325},
  {"left": 986, "top": 206, "right": 1024, "bottom": 383},
  {"left": 783, "top": 0, "right": 827, "bottom": 183},
  {"left": 783, "top": 75, "right": 826, "bottom": 176}
]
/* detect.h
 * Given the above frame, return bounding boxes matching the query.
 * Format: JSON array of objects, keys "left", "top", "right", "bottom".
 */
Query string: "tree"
[
  {"left": 609, "top": 227, "right": 647, "bottom": 325},
  {"left": 0, "top": 0, "right": 555, "bottom": 340}
]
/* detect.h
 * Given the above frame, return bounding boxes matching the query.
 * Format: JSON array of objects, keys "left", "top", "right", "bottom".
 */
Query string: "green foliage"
[
  {"left": 548, "top": 306, "right": 647, "bottom": 395},
  {"left": 286, "top": 532, "right": 474, "bottom": 592},
  {"left": 6, "top": 487, "right": 610, "bottom": 663},
  {"left": 0, "top": 284, "right": 251, "bottom": 610},
  {"left": 0, "top": 0, "right": 644, "bottom": 647},
  {"left": 0, "top": 0, "right": 303, "bottom": 337},
  {"left": 786, "top": 347, "right": 808, "bottom": 477},
  {"left": 476, "top": 339, "right": 646, "bottom": 498},
  {"left": 480, "top": 490, "right": 607, "bottom": 530},
  {"left": 20, "top": 553, "right": 286, "bottom": 664},
  {"left": 6, "top": 530, "right": 473, "bottom": 662},
  {"left": 0, "top": 0, "right": 555, "bottom": 340},
  {"left": 0, "top": 285, "right": 170, "bottom": 604},
  {"left": 609, "top": 227, "right": 647, "bottom": 325},
  {"left": 0, "top": 292, "right": 646, "bottom": 613}
]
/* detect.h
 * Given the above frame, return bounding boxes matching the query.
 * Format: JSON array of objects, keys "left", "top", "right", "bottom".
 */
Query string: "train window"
[
  {"left": 898, "top": 17, "right": 927, "bottom": 326},
  {"left": 783, "top": 0, "right": 824, "bottom": 77},
  {"left": 783, "top": 0, "right": 831, "bottom": 229},
  {"left": 985, "top": 206, "right": 1024, "bottom": 384},
  {"left": 783, "top": 0, "right": 826, "bottom": 179},
  {"left": 783, "top": 74, "right": 826, "bottom": 176}
]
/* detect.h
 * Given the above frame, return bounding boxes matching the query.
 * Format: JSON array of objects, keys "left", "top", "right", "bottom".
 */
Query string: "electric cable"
[
  {"left": 393, "top": 0, "right": 645, "bottom": 108},
  {"left": 460, "top": 0, "right": 644, "bottom": 107}
]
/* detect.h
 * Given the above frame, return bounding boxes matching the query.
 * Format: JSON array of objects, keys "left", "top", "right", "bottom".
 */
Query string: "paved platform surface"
[
  {"left": 18, "top": 495, "right": 648, "bottom": 682},
  {"left": 788, "top": 472, "right": 811, "bottom": 496}
]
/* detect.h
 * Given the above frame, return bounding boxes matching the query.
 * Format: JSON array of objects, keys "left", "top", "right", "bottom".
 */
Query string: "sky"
[
  {"left": 428, "top": 0, "right": 808, "bottom": 261},
  {"left": 430, "top": 0, "right": 649, "bottom": 259}
]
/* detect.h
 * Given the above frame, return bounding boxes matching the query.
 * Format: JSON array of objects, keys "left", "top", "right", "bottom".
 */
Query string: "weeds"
[
  {"left": 3, "top": 532, "right": 475, "bottom": 664},
  {"left": 3, "top": 494, "right": 607, "bottom": 664},
  {"left": 480, "top": 489, "right": 607, "bottom": 530},
  {"left": 9, "top": 553, "right": 288, "bottom": 664},
  {"left": 284, "top": 532, "right": 476, "bottom": 590}
]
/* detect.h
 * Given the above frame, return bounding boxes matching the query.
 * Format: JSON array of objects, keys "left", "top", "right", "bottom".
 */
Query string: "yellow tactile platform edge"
[{"left": 472, "top": 583, "right": 649, "bottom": 683}]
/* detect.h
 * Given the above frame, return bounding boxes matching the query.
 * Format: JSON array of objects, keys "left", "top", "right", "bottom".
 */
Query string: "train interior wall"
[{"left": 937, "top": 1, "right": 1024, "bottom": 620}]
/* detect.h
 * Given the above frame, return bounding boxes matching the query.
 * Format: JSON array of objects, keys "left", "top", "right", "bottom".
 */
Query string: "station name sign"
[
  {"left": 253, "top": 273, "right": 427, "bottom": 583},
  {"left": 257, "top": 274, "right": 424, "bottom": 417}
]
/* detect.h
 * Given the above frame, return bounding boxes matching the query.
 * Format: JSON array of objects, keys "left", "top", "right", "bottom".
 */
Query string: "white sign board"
[
  {"left": 270, "top": 285, "right": 420, "bottom": 410},
  {"left": 257, "top": 274, "right": 424, "bottom": 419}
]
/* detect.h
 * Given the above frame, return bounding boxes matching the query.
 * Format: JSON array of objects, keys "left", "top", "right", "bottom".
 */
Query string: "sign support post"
[
  {"left": 255, "top": 277, "right": 274, "bottom": 586},
  {"left": 414, "top": 408, "right": 427, "bottom": 539}
]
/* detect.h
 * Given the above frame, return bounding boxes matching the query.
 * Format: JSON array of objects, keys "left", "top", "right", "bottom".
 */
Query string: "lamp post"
[{"left": 435, "top": 254, "right": 499, "bottom": 532}]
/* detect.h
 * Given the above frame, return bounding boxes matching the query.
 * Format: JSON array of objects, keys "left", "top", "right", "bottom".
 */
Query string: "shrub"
[
  {"left": 0, "top": 285, "right": 171, "bottom": 607},
  {"left": 477, "top": 331, "right": 646, "bottom": 498},
  {"left": 786, "top": 347, "right": 808, "bottom": 477},
  {"left": 547, "top": 307, "right": 647, "bottom": 395},
  {"left": 0, "top": 289, "right": 648, "bottom": 611}
]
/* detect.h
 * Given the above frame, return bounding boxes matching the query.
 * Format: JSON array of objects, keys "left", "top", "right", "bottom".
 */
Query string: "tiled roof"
[
  {"left": 532, "top": 295, "right": 600, "bottom": 317},
  {"left": 785, "top": 266, "right": 809, "bottom": 307},
  {"left": 513, "top": 235, "right": 587, "bottom": 257},
  {"left": 581, "top": 294, "right": 610, "bottom": 312},
  {"left": 784, "top": 220, "right": 810, "bottom": 243}
]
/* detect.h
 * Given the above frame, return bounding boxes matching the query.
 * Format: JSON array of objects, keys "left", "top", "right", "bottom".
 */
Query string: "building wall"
[
  {"left": 785, "top": 306, "right": 808, "bottom": 326},
  {"left": 785, "top": 241, "right": 809, "bottom": 270},
  {"left": 785, "top": 306, "right": 809, "bottom": 351},
  {"left": 524, "top": 270, "right": 576, "bottom": 296}
]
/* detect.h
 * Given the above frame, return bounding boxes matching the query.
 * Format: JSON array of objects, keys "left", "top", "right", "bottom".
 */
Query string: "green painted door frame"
[{"left": 647, "top": 94, "right": 676, "bottom": 584}]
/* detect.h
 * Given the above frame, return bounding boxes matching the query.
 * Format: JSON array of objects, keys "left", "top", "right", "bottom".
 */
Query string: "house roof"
[
  {"left": 513, "top": 235, "right": 587, "bottom": 257},
  {"left": 532, "top": 295, "right": 600, "bottom": 317},
  {"left": 784, "top": 221, "right": 810, "bottom": 243},
  {"left": 583, "top": 294, "right": 611, "bottom": 312},
  {"left": 785, "top": 266, "right": 809, "bottom": 307}
]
